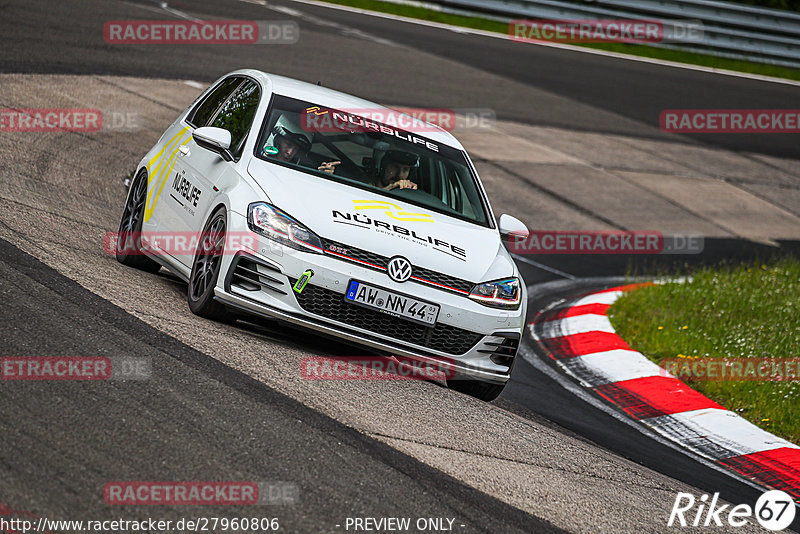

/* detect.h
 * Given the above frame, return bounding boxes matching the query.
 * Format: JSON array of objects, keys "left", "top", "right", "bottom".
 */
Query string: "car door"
[
  {"left": 143, "top": 77, "right": 243, "bottom": 246},
  {"left": 170, "top": 77, "right": 261, "bottom": 267}
]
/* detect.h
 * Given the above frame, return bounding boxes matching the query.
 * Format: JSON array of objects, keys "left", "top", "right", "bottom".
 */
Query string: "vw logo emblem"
[{"left": 387, "top": 256, "right": 412, "bottom": 283}]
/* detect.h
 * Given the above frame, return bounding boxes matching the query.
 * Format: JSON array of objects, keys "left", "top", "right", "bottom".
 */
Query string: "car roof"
[{"left": 229, "top": 69, "right": 465, "bottom": 150}]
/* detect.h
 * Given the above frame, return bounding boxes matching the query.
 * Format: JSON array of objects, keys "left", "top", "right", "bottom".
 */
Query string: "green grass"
[
  {"left": 608, "top": 258, "right": 800, "bottom": 444},
  {"left": 315, "top": 0, "right": 800, "bottom": 81}
]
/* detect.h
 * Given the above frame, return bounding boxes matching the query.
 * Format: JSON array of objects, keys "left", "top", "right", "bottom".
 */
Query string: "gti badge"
[{"left": 387, "top": 256, "right": 412, "bottom": 283}]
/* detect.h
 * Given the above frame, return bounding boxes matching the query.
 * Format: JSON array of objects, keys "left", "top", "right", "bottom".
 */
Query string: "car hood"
[{"left": 247, "top": 158, "right": 509, "bottom": 283}]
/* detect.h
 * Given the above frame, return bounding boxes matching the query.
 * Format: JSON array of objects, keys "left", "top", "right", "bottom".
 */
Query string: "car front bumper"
[{"left": 214, "top": 211, "right": 525, "bottom": 383}]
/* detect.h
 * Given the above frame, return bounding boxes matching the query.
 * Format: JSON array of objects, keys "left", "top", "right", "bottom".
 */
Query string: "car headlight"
[
  {"left": 468, "top": 277, "right": 521, "bottom": 309},
  {"left": 247, "top": 202, "right": 324, "bottom": 254}
]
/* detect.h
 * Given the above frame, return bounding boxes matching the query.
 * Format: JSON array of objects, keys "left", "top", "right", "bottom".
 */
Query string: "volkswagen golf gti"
[{"left": 116, "top": 69, "right": 530, "bottom": 401}]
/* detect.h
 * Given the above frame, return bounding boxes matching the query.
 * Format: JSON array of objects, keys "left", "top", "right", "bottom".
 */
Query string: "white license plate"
[{"left": 345, "top": 280, "right": 439, "bottom": 326}]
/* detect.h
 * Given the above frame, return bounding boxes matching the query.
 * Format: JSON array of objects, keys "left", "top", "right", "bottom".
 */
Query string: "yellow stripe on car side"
[{"left": 144, "top": 127, "right": 190, "bottom": 222}]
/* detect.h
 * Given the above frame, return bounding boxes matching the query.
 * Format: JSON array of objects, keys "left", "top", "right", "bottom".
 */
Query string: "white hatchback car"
[{"left": 116, "top": 69, "right": 529, "bottom": 401}]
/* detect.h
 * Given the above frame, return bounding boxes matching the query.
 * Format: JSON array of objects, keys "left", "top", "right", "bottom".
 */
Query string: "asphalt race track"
[
  {"left": 1, "top": 0, "right": 799, "bottom": 532},
  {"left": 0, "top": 236, "right": 554, "bottom": 533}
]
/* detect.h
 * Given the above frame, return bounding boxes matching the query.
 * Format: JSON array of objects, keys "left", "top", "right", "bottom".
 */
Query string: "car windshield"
[{"left": 255, "top": 94, "right": 490, "bottom": 226}]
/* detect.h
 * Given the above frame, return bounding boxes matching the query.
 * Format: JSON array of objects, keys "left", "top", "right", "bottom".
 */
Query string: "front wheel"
[
  {"left": 447, "top": 379, "right": 506, "bottom": 402},
  {"left": 188, "top": 207, "right": 229, "bottom": 321}
]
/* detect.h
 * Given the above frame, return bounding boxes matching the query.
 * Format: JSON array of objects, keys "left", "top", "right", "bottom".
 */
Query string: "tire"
[
  {"left": 116, "top": 169, "right": 161, "bottom": 273},
  {"left": 187, "top": 207, "right": 229, "bottom": 321},
  {"left": 447, "top": 379, "right": 506, "bottom": 402}
]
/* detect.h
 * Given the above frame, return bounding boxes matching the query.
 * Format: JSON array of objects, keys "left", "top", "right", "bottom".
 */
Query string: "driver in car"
[
  {"left": 373, "top": 150, "right": 418, "bottom": 191},
  {"left": 267, "top": 114, "right": 341, "bottom": 173}
]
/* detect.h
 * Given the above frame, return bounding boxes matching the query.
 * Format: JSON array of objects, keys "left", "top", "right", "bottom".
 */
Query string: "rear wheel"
[
  {"left": 188, "top": 207, "right": 229, "bottom": 321},
  {"left": 447, "top": 379, "right": 506, "bottom": 402},
  {"left": 116, "top": 169, "right": 161, "bottom": 273}
]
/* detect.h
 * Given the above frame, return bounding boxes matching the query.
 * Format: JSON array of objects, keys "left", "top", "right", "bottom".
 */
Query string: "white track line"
[
  {"left": 648, "top": 408, "right": 800, "bottom": 459},
  {"left": 569, "top": 290, "right": 624, "bottom": 307},
  {"left": 567, "top": 349, "right": 665, "bottom": 384},
  {"left": 539, "top": 313, "right": 615, "bottom": 338}
]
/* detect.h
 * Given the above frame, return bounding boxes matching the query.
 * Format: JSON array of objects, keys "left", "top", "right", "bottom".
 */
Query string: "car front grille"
[
  {"left": 321, "top": 238, "right": 474, "bottom": 295},
  {"left": 289, "top": 279, "right": 483, "bottom": 355}
]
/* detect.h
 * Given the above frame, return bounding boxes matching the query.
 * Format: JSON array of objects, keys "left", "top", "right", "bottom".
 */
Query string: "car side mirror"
[
  {"left": 193, "top": 126, "right": 234, "bottom": 162},
  {"left": 498, "top": 214, "right": 529, "bottom": 247}
]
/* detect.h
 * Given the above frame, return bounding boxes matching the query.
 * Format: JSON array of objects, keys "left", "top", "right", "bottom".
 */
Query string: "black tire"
[
  {"left": 116, "top": 169, "right": 161, "bottom": 273},
  {"left": 187, "top": 207, "right": 229, "bottom": 321},
  {"left": 447, "top": 379, "right": 506, "bottom": 402}
]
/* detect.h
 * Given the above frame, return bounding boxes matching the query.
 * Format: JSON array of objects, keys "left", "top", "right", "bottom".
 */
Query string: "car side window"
[
  {"left": 209, "top": 80, "right": 260, "bottom": 158},
  {"left": 187, "top": 77, "right": 243, "bottom": 128}
]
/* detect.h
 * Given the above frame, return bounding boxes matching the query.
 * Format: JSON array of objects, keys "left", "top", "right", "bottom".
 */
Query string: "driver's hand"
[
  {"left": 387, "top": 179, "right": 417, "bottom": 190},
  {"left": 318, "top": 161, "right": 341, "bottom": 174}
]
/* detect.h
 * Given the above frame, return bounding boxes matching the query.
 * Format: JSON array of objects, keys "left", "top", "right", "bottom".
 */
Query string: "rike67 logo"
[{"left": 668, "top": 490, "right": 796, "bottom": 531}]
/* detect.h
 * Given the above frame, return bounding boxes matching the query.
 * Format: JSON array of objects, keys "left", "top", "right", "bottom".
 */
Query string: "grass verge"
[
  {"left": 313, "top": 0, "right": 800, "bottom": 81},
  {"left": 608, "top": 258, "right": 800, "bottom": 444}
]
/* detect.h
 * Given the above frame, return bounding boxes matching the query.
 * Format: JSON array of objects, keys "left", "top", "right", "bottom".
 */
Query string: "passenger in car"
[{"left": 373, "top": 150, "right": 419, "bottom": 191}]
